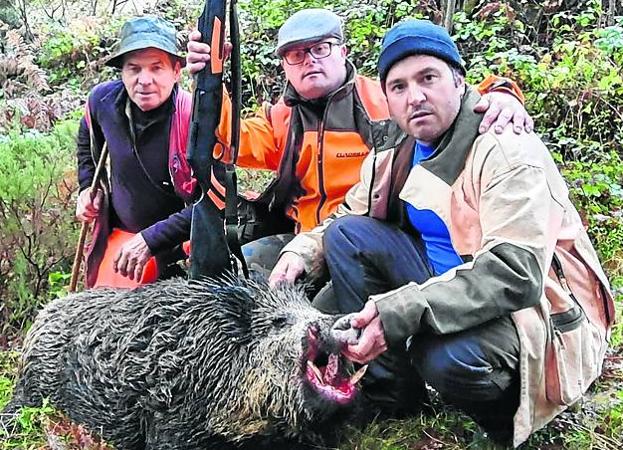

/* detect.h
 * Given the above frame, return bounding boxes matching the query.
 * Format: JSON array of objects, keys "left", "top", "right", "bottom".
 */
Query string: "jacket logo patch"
[{"left": 336, "top": 151, "right": 368, "bottom": 158}]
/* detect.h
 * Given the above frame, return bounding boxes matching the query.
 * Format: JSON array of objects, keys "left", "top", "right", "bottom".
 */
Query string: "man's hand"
[
  {"left": 186, "top": 30, "right": 232, "bottom": 75},
  {"left": 186, "top": 30, "right": 210, "bottom": 74},
  {"left": 113, "top": 233, "right": 152, "bottom": 281},
  {"left": 76, "top": 188, "right": 103, "bottom": 223},
  {"left": 268, "top": 252, "right": 306, "bottom": 287},
  {"left": 475, "top": 91, "right": 534, "bottom": 135},
  {"left": 341, "top": 301, "right": 388, "bottom": 364}
]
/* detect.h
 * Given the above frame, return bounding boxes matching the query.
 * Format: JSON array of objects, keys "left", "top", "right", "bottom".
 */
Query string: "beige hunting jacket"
[{"left": 283, "top": 88, "right": 615, "bottom": 447}]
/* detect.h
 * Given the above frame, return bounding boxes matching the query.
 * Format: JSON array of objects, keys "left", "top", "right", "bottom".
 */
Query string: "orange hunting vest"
[{"left": 216, "top": 65, "right": 391, "bottom": 233}]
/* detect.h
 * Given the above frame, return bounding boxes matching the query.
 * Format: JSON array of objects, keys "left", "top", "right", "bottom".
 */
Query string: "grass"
[
  {"left": 341, "top": 406, "right": 480, "bottom": 449},
  {"left": 0, "top": 351, "right": 49, "bottom": 450},
  {"left": 337, "top": 364, "right": 623, "bottom": 449},
  {"left": 0, "top": 351, "right": 18, "bottom": 409},
  {"left": 0, "top": 350, "right": 111, "bottom": 449}
]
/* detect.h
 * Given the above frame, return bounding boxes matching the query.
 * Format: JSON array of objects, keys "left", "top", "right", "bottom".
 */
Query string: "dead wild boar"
[{"left": 3, "top": 277, "right": 367, "bottom": 449}]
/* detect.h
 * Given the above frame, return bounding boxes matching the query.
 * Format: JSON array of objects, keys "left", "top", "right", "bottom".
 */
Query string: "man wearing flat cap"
[
  {"left": 277, "top": 19, "right": 614, "bottom": 447},
  {"left": 186, "top": 8, "right": 532, "bottom": 278},
  {"left": 76, "top": 16, "right": 198, "bottom": 287}
]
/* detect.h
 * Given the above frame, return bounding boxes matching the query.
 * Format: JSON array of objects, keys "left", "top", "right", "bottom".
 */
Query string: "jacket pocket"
[{"left": 544, "top": 254, "right": 602, "bottom": 406}]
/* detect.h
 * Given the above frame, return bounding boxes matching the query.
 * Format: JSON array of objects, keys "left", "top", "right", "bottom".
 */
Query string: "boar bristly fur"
[{"left": 4, "top": 276, "right": 363, "bottom": 449}]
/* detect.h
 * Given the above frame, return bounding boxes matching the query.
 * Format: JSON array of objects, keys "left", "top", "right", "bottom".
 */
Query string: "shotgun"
[{"left": 187, "top": 0, "right": 245, "bottom": 279}]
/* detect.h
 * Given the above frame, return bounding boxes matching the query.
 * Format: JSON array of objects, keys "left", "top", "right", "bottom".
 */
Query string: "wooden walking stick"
[{"left": 69, "top": 142, "right": 108, "bottom": 292}]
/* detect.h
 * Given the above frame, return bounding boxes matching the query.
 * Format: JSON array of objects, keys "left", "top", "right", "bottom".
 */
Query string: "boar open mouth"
[{"left": 304, "top": 326, "right": 367, "bottom": 405}]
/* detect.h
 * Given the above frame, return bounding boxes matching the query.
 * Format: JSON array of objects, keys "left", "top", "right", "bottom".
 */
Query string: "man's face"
[
  {"left": 385, "top": 54, "right": 465, "bottom": 145},
  {"left": 281, "top": 40, "right": 348, "bottom": 100},
  {"left": 121, "top": 48, "right": 181, "bottom": 112}
]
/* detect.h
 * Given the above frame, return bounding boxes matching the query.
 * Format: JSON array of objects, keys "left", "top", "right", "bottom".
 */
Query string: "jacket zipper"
[
  {"left": 315, "top": 107, "right": 329, "bottom": 226},
  {"left": 312, "top": 75, "right": 355, "bottom": 226},
  {"left": 550, "top": 253, "right": 585, "bottom": 336}
]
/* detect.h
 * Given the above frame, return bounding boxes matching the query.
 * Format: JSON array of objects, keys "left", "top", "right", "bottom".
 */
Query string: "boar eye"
[{"left": 272, "top": 315, "right": 290, "bottom": 328}]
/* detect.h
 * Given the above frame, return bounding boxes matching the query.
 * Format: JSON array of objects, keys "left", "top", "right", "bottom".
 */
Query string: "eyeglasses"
[{"left": 282, "top": 41, "right": 340, "bottom": 65}]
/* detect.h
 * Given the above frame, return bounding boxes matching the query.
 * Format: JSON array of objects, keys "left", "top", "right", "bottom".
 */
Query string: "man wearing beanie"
[
  {"left": 76, "top": 16, "right": 200, "bottom": 288},
  {"left": 276, "top": 19, "right": 613, "bottom": 447},
  {"left": 186, "top": 8, "right": 531, "bottom": 279}
]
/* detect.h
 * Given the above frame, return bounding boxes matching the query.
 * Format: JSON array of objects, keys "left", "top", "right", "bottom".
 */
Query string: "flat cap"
[{"left": 275, "top": 9, "right": 344, "bottom": 56}]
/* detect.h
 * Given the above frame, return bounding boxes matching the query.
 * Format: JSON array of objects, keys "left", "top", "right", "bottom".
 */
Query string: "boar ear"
[{"left": 211, "top": 285, "right": 255, "bottom": 343}]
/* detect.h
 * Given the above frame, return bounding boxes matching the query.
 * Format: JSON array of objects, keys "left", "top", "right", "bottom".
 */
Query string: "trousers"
[{"left": 322, "top": 215, "right": 520, "bottom": 441}]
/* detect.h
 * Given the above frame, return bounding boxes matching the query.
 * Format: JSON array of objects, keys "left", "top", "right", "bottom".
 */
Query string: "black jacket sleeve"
[
  {"left": 141, "top": 204, "right": 193, "bottom": 254},
  {"left": 77, "top": 116, "right": 95, "bottom": 192}
]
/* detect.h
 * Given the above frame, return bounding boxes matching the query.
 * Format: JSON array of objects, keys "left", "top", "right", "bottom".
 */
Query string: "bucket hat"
[{"left": 106, "top": 16, "right": 185, "bottom": 68}]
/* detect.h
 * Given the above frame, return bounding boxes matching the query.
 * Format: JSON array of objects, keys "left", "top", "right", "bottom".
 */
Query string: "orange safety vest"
[{"left": 218, "top": 63, "right": 390, "bottom": 232}]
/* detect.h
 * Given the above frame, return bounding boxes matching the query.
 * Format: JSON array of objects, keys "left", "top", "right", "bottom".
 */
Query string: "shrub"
[
  {"left": 36, "top": 17, "right": 120, "bottom": 88},
  {"left": 455, "top": 2, "right": 623, "bottom": 160},
  {"left": 562, "top": 153, "right": 623, "bottom": 286},
  {"left": 0, "top": 120, "right": 79, "bottom": 339},
  {"left": 452, "top": 2, "right": 623, "bottom": 291}
]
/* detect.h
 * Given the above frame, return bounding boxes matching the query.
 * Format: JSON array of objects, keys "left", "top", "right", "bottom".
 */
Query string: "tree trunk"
[
  {"left": 604, "top": 0, "right": 616, "bottom": 26},
  {"left": 442, "top": 0, "right": 457, "bottom": 32}
]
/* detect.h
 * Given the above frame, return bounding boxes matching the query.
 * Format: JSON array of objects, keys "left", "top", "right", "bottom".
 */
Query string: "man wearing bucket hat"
[
  {"left": 275, "top": 19, "right": 613, "bottom": 447},
  {"left": 75, "top": 16, "right": 198, "bottom": 288},
  {"left": 185, "top": 8, "right": 531, "bottom": 278}
]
